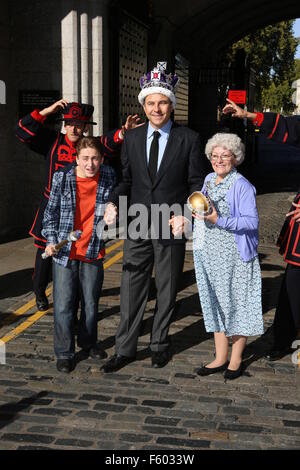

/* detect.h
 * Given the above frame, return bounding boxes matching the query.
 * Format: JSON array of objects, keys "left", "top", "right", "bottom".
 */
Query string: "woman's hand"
[{"left": 192, "top": 203, "right": 218, "bottom": 225}]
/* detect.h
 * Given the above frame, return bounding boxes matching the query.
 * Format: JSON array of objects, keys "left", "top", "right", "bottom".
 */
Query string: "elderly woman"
[{"left": 193, "top": 133, "right": 264, "bottom": 380}]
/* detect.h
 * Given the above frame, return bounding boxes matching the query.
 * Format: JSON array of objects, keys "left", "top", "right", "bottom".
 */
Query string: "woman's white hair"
[{"left": 205, "top": 133, "right": 245, "bottom": 165}]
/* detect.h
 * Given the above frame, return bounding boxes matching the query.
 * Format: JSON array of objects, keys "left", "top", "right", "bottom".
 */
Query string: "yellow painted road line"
[
  {"left": 1, "top": 240, "right": 123, "bottom": 323},
  {"left": 0, "top": 241, "right": 124, "bottom": 344},
  {"left": 105, "top": 240, "right": 124, "bottom": 254},
  {"left": 13, "top": 286, "right": 52, "bottom": 316},
  {"left": 0, "top": 311, "right": 48, "bottom": 344},
  {"left": 1, "top": 286, "right": 53, "bottom": 326},
  {"left": 103, "top": 250, "right": 124, "bottom": 269}
]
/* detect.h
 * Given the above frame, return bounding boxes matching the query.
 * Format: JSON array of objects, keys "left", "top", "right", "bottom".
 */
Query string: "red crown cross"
[{"left": 151, "top": 71, "right": 161, "bottom": 80}]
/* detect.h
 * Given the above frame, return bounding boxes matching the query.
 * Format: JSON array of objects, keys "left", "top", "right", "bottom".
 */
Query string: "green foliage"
[
  {"left": 227, "top": 20, "right": 298, "bottom": 113},
  {"left": 261, "top": 80, "right": 295, "bottom": 113},
  {"left": 295, "top": 59, "right": 300, "bottom": 79}
]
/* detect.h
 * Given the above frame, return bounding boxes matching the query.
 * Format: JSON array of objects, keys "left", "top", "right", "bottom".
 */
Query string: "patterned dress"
[{"left": 193, "top": 169, "right": 264, "bottom": 337}]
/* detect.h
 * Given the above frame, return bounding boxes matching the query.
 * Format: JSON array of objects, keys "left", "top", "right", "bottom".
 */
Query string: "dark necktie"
[{"left": 148, "top": 131, "right": 161, "bottom": 183}]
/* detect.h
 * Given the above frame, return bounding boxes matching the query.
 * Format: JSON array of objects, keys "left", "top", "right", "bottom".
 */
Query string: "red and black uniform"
[
  {"left": 16, "top": 109, "right": 123, "bottom": 297},
  {"left": 277, "top": 192, "right": 300, "bottom": 266},
  {"left": 255, "top": 112, "right": 300, "bottom": 349},
  {"left": 16, "top": 109, "right": 123, "bottom": 248}
]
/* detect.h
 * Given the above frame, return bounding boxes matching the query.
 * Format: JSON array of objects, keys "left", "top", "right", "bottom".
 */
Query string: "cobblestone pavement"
[
  {"left": 1, "top": 139, "right": 300, "bottom": 451},
  {"left": 0, "top": 233, "right": 300, "bottom": 451}
]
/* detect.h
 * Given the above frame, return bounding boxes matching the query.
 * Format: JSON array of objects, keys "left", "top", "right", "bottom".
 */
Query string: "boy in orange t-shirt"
[{"left": 42, "top": 137, "right": 116, "bottom": 373}]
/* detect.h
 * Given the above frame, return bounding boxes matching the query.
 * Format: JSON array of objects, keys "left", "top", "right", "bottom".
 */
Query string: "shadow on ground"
[
  {"left": 0, "top": 269, "right": 33, "bottom": 300},
  {"left": 0, "top": 391, "right": 49, "bottom": 430}
]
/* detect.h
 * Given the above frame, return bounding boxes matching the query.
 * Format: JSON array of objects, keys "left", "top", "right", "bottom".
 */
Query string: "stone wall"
[
  {"left": 0, "top": 0, "right": 109, "bottom": 242},
  {"left": 0, "top": 0, "right": 63, "bottom": 240},
  {"left": 0, "top": 2, "right": 12, "bottom": 240}
]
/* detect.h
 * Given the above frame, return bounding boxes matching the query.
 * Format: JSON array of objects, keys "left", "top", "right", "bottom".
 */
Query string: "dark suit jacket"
[{"left": 109, "top": 121, "right": 207, "bottom": 243}]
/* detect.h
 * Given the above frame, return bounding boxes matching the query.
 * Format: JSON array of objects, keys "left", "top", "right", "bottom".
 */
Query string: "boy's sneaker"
[
  {"left": 56, "top": 359, "right": 74, "bottom": 373},
  {"left": 83, "top": 345, "right": 107, "bottom": 359}
]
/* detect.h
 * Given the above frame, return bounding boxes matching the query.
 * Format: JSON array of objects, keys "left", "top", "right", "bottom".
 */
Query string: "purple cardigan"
[{"left": 202, "top": 173, "right": 259, "bottom": 262}]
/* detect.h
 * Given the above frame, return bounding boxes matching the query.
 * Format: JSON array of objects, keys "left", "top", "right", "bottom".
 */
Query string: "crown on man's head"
[{"left": 138, "top": 62, "right": 179, "bottom": 108}]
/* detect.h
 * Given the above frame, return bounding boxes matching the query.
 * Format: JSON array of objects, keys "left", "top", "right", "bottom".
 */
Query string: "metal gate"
[
  {"left": 174, "top": 54, "right": 189, "bottom": 126},
  {"left": 119, "top": 15, "right": 148, "bottom": 123}
]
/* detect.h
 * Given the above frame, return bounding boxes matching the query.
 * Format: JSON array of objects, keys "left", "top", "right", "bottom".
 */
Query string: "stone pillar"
[
  {"left": 80, "top": 12, "right": 89, "bottom": 104},
  {"left": 61, "top": 10, "right": 79, "bottom": 101},
  {"left": 61, "top": 2, "right": 105, "bottom": 135},
  {"left": 92, "top": 15, "right": 103, "bottom": 136}
]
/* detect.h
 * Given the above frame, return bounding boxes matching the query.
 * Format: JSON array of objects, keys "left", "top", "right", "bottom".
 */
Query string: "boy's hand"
[
  {"left": 104, "top": 203, "right": 118, "bottom": 225},
  {"left": 45, "top": 244, "right": 58, "bottom": 257}
]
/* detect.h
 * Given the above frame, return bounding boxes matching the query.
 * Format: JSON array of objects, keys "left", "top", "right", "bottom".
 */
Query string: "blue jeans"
[{"left": 53, "top": 259, "right": 104, "bottom": 359}]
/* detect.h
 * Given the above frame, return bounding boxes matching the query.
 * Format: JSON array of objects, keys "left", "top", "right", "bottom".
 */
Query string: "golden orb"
[{"left": 187, "top": 191, "right": 209, "bottom": 213}]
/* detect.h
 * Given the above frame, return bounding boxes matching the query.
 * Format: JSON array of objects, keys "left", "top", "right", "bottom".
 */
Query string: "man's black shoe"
[
  {"left": 264, "top": 348, "right": 290, "bottom": 361},
  {"left": 151, "top": 350, "right": 171, "bottom": 368},
  {"left": 83, "top": 345, "right": 107, "bottom": 360},
  {"left": 56, "top": 359, "right": 74, "bottom": 373},
  {"left": 36, "top": 294, "right": 49, "bottom": 311},
  {"left": 101, "top": 354, "right": 134, "bottom": 373}
]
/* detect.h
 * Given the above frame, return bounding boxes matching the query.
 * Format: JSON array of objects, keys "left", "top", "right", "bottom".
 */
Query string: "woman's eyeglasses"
[{"left": 211, "top": 154, "right": 232, "bottom": 161}]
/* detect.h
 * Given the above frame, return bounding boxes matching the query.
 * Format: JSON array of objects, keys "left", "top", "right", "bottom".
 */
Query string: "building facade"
[{"left": 1, "top": 0, "right": 300, "bottom": 240}]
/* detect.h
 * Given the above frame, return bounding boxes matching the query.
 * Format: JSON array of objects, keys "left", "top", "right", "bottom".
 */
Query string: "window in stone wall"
[{"left": 0, "top": 81, "right": 6, "bottom": 104}]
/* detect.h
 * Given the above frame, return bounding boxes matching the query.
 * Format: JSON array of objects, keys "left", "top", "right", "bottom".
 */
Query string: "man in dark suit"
[{"left": 101, "top": 63, "right": 206, "bottom": 372}]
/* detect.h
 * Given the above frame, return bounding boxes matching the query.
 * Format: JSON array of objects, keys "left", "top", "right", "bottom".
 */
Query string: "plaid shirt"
[{"left": 42, "top": 164, "right": 116, "bottom": 266}]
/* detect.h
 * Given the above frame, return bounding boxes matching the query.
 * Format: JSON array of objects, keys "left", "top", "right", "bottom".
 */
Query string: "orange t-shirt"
[{"left": 69, "top": 172, "right": 105, "bottom": 262}]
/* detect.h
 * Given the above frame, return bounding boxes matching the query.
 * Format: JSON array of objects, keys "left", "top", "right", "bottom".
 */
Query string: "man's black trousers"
[
  {"left": 273, "top": 263, "right": 300, "bottom": 349},
  {"left": 115, "top": 238, "right": 186, "bottom": 357}
]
